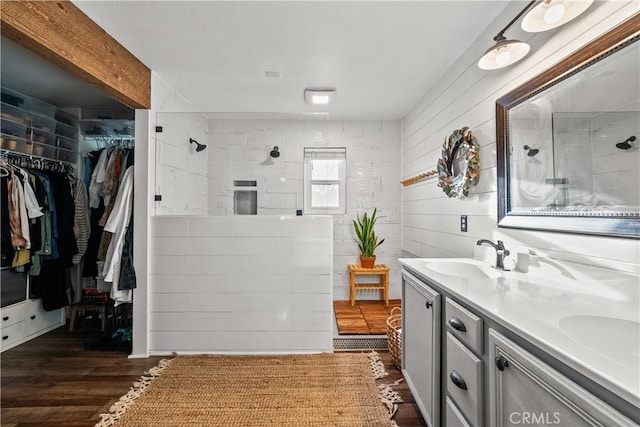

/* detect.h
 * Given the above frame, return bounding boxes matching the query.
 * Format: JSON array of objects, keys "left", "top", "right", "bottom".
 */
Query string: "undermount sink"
[
  {"left": 559, "top": 315, "right": 640, "bottom": 367},
  {"left": 424, "top": 259, "right": 502, "bottom": 280}
]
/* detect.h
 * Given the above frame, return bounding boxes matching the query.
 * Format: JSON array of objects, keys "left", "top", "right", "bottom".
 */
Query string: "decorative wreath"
[{"left": 437, "top": 127, "right": 480, "bottom": 198}]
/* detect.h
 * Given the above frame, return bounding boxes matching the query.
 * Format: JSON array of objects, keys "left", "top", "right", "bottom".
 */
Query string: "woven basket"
[{"left": 386, "top": 307, "right": 402, "bottom": 370}]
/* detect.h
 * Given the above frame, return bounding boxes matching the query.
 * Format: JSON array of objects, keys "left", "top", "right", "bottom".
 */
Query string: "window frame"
[{"left": 303, "top": 147, "right": 347, "bottom": 215}]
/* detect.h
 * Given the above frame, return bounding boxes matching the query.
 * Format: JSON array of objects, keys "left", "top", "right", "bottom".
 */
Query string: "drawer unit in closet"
[
  {"left": 25, "top": 300, "right": 63, "bottom": 337},
  {"left": 1, "top": 303, "right": 26, "bottom": 327},
  {"left": 446, "top": 297, "right": 483, "bottom": 355},
  {"left": 446, "top": 331, "right": 483, "bottom": 427},
  {"left": 1, "top": 320, "right": 26, "bottom": 350}
]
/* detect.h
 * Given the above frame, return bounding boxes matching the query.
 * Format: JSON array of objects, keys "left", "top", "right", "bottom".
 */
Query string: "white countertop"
[{"left": 399, "top": 257, "right": 640, "bottom": 409}]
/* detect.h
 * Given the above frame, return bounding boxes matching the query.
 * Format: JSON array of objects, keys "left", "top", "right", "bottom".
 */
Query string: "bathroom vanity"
[{"left": 400, "top": 257, "right": 639, "bottom": 427}]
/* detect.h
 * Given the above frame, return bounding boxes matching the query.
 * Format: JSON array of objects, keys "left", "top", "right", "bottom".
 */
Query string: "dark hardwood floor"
[
  {"left": 2, "top": 327, "right": 426, "bottom": 427},
  {"left": 1, "top": 328, "right": 163, "bottom": 427}
]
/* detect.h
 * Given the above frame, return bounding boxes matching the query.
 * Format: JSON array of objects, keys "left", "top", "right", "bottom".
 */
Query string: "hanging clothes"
[
  {"left": 1, "top": 175, "right": 15, "bottom": 267},
  {"left": 7, "top": 173, "right": 27, "bottom": 250},
  {"left": 101, "top": 165, "right": 135, "bottom": 304},
  {"left": 27, "top": 173, "right": 45, "bottom": 254},
  {"left": 97, "top": 148, "right": 121, "bottom": 261},
  {"left": 88, "top": 148, "right": 110, "bottom": 209},
  {"left": 46, "top": 172, "right": 78, "bottom": 267},
  {"left": 32, "top": 259, "right": 68, "bottom": 311},
  {"left": 118, "top": 211, "right": 136, "bottom": 290},
  {"left": 82, "top": 148, "right": 107, "bottom": 277},
  {"left": 70, "top": 175, "right": 90, "bottom": 265},
  {"left": 7, "top": 168, "right": 30, "bottom": 268},
  {"left": 1, "top": 154, "right": 96, "bottom": 311}
]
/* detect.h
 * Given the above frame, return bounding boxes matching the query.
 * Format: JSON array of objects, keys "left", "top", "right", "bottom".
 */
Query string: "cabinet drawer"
[
  {"left": 1, "top": 321, "right": 25, "bottom": 350},
  {"left": 446, "top": 396, "right": 472, "bottom": 427},
  {"left": 1, "top": 303, "right": 26, "bottom": 327},
  {"left": 489, "top": 329, "right": 636, "bottom": 427},
  {"left": 446, "top": 297, "right": 483, "bottom": 355},
  {"left": 447, "top": 332, "right": 483, "bottom": 427},
  {"left": 26, "top": 301, "right": 63, "bottom": 336}
]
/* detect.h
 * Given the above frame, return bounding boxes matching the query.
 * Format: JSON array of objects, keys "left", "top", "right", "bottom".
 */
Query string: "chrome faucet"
[{"left": 476, "top": 239, "right": 510, "bottom": 270}]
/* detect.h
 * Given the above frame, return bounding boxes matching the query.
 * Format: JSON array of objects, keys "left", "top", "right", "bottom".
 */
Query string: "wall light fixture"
[
  {"left": 478, "top": 1, "right": 536, "bottom": 70},
  {"left": 522, "top": 0, "right": 594, "bottom": 33},
  {"left": 478, "top": 0, "right": 593, "bottom": 71}
]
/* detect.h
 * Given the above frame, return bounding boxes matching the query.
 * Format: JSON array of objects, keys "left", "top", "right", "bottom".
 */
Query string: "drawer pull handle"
[
  {"left": 450, "top": 370, "right": 467, "bottom": 390},
  {"left": 30, "top": 315, "right": 36, "bottom": 320},
  {"left": 495, "top": 356, "right": 510, "bottom": 372},
  {"left": 2, "top": 316, "right": 8, "bottom": 321},
  {"left": 448, "top": 316, "right": 467, "bottom": 332},
  {"left": 2, "top": 335, "right": 8, "bottom": 340},
  {"left": 425, "top": 301, "right": 432, "bottom": 309}
]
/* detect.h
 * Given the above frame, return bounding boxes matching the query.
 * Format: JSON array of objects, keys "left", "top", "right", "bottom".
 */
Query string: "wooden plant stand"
[{"left": 348, "top": 264, "right": 390, "bottom": 306}]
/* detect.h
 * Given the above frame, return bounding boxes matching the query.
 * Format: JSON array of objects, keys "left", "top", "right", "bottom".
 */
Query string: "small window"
[{"left": 304, "top": 147, "right": 346, "bottom": 214}]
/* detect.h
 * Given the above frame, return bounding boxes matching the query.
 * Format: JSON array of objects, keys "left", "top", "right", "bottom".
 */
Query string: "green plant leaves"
[{"left": 352, "top": 208, "right": 384, "bottom": 257}]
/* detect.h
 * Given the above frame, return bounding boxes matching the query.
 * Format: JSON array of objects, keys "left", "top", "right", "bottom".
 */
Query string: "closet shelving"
[
  {"left": 78, "top": 119, "right": 135, "bottom": 142},
  {"left": 0, "top": 87, "right": 79, "bottom": 163},
  {"left": 1, "top": 86, "right": 79, "bottom": 352}
]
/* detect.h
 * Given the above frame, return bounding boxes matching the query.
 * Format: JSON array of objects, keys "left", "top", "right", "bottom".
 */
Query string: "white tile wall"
[
  {"left": 155, "top": 112, "right": 209, "bottom": 215},
  {"left": 148, "top": 215, "right": 333, "bottom": 354},
  {"left": 401, "top": 1, "right": 640, "bottom": 274},
  {"left": 206, "top": 118, "right": 403, "bottom": 300}
]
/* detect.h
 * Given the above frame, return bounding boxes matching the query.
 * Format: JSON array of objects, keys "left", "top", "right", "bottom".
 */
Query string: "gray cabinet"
[
  {"left": 446, "top": 332, "right": 483, "bottom": 427},
  {"left": 402, "top": 271, "right": 441, "bottom": 427},
  {"left": 488, "top": 329, "right": 635, "bottom": 427}
]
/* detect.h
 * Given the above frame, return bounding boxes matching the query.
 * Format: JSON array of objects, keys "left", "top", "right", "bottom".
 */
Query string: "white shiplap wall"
[
  {"left": 401, "top": 2, "right": 639, "bottom": 274},
  {"left": 207, "top": 118, "right": 403, "bottom": 300},
  {"left": 148, "top": 215, "right": 333, "bottom": 354}
]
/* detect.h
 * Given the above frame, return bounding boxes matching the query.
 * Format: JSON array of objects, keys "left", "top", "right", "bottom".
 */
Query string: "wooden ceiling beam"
[{"left": 0, "top": 0, "right": 151, "bottom": 109}]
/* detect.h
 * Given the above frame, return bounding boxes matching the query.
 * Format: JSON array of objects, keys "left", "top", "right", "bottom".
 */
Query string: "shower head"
[
  {"left": 190, "top": 138, "right": 207, "bottom": 152},
  {"left": 615, "top": 135, "right": 636, "bottom": 150},
  {"left": 270, "top": 146, "right": 280, "bottom": 158},
  {"left": 524, "top": 145, "right": 539, "bottom": 157}
]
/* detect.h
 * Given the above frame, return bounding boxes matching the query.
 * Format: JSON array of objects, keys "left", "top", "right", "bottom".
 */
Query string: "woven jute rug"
[{"left": 96, "top": 352, "right": 403, "bottom": 427}]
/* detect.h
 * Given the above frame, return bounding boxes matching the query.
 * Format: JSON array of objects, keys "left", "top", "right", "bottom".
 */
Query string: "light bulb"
[
  {"left": 496, "top": 50, "right": 512, "bottom": 66},
  {"left": 544, "top": 4, "right": 566, "bottom": 24}
]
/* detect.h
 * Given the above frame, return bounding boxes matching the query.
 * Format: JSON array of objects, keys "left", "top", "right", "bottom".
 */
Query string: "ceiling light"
[
  {"left": 304, "top": 88, "right": 336, "bottom": 105},
  {"left": 522, "top": 0, "right": 594, "bottom": 33}
]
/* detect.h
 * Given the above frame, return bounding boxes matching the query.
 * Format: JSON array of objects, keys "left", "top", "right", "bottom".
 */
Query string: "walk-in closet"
[{"left": 0, "top": 36, "right": 137, "bottom": 352}]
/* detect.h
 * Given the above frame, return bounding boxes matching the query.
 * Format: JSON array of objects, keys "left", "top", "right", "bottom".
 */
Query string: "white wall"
[
  {"left": 150, "top": 74, "right": 209, "bottom": 216},
  {"left": 155, "top": 113, "right": 208, "bottom": 215},
  {"left": 401, "top": 1, "right": 639, "bottom": 274},
  {"left": 206, "top": 118, "right": 403, "bottom": 300},
  {"left": 148, "top": 215, "right": 333, "bottom": 354}
]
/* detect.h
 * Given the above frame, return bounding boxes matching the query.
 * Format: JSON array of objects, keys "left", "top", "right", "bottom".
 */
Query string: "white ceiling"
[{"left": 71, "top": 1, "right": 510, "bottom": 119}]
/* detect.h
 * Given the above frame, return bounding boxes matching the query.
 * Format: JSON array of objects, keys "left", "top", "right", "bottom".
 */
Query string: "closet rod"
[{"left": 0, "top": 149, "right": 74, "bottom": 173}]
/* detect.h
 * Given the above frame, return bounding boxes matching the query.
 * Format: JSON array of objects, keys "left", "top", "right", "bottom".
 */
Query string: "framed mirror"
[{"left": 496, "top": 15, "right": 640, "bottom": 239}]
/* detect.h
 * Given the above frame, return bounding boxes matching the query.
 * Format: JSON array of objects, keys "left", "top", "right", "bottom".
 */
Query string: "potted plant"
[{"left": 353, "top": 208, "right": 385, "bottom": 268}]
